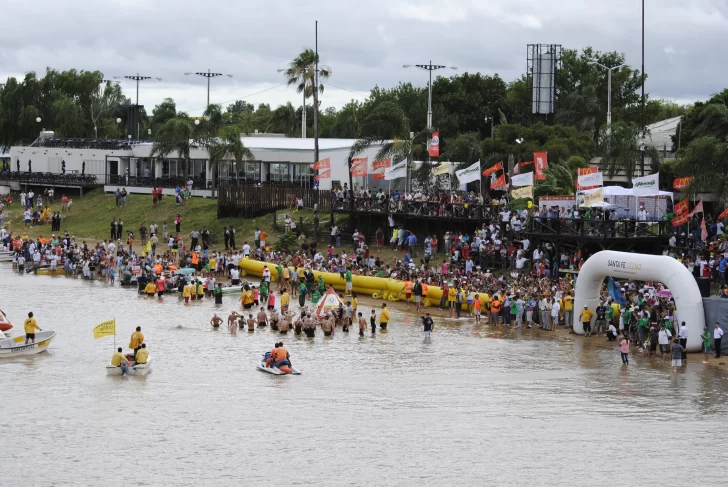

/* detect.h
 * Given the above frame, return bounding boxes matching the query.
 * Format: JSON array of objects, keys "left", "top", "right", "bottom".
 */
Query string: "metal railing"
[
  {"left": 0, "top": 170, "right": 98, "bottom": 186},
  {"left": 332, "top": 197, "right": 499, "bottom": 220},
  {"left": 527, "top": 217, "right": 671, "bottom": 239}
]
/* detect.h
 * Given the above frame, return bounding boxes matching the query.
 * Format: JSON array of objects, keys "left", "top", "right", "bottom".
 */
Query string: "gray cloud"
[{"left": 0, "top": 0, "right": 726, "bottom": 116}]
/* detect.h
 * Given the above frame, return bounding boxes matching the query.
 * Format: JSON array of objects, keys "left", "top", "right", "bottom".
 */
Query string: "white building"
[{"left": 7, "top": 135, "right": 385, "bottom": 195}]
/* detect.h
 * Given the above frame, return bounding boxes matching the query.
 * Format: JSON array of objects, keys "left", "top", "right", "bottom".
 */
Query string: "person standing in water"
[
  {"left": 210, "top": 314, "right": 223, "bottom": 328},
  {"left": 370, "top": 310, "right": 377, "bottom": 334},
  {"left": 422, "top": 313, "right": 434, "bottom": 339},
  {"left": 358, "top": 312, "right": 367, "bottom": 336},
  {"left": 379, "top": 303, "right": 390, "bottom": 330},
  {"left": 619, "top": 334, "right": 630, "bottom": 365}
]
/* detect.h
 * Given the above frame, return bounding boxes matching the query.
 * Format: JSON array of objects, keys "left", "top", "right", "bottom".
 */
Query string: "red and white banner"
[
  {"left": 373, "top": 173, "right": 386, "bottom": 180},
  {"left": 534, "top": 151, "right": 548, "bottom": 169},
  {"left": 671, "top": 214, "right": 689, "bottom": 227},
  {"left": 673, "top": 177, "right": 694, "bottom": 190},
  {"left": 718, "top": 208, "right": 728, "bottom": 220},
  {"left": 576, "top": 167, "right": 599, "bottom": 191},
  {"left": 372, "top": 159, "right": 391, "bottom": 170},
  {"left": 428, "top": 131, "right": 440, "bottom": 157},
  {"left": 350, "top": 166, "right": 367, "bottom": 177},
  {"left": 313, "top": 157, "right": 330, "bottom": 170},
  {"left": 482, "top": 161, "right": 503, "bottom": 177},
  {"left": 520, "top": 161, "right": 534, "bottom": 167},
  {"left": 674, "top": 199, "right": 689, "bottom": 216},
  {"left": 314, "top": 169, "right": 331, "bottom": 181},
  {"left": 490, "top": 173, "right": 506, "bottom": 190},
  {"left": 688, "top": 200, "right": 704, "bottom": 217}
]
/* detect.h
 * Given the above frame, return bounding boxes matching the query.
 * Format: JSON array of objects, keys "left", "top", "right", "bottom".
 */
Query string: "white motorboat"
[
  {"left": 0, "top": 331, "right": 56, "bottom": 356},
  {"left": 220, "top": 280, "right": 257, "bottom": 295},
  {"left": 106, "top": 355, "right": 153, "bottom": 376},
  {"left": 257, "top": 356, "right": 301, "bottom": 375}
]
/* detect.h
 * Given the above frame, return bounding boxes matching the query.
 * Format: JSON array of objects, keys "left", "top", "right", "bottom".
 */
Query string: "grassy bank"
[{"left": 4, "top": 189, "right": 348, "bottom": 247}]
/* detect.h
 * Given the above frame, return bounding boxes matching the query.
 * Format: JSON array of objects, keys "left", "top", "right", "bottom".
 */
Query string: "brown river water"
[{"left": 1, "top": 264, "right": 727, "bottom": 486}]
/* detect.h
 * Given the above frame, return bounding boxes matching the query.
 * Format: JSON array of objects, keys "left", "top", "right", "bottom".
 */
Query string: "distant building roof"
[
  {"left": 641, "top": 116, "right": 681, "bottom": 150},
  {"left": 239, "top": 137, "right": 362, "bottom": 152}
]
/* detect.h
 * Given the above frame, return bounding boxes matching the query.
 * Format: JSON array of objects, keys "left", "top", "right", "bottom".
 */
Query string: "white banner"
[
  {"left": 512, "top": 185, "right": 533, "bottom": 199},
  {"left": 384, "top": 159, "right": 407, "bottom": 180},
  {"left": 632, "top": 172, "right": 659, "bottom": 195},
  {"left": 432, "top": 162, "right": 451, "bottom": 176},
  {"left": 455, "top": 161, "right": 481, "bottom": 185},
  {"left": 577, "top": 171, "right": 603, "bottom": 188},
  {"left": 511, "top": 171, "right": 533, "bottom": 188}
]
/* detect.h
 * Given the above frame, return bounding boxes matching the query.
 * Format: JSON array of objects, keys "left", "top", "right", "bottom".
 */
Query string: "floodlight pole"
[
  {"left": 403, "top": 62, "right": 457, "bottom": 130},
  {"left": 185, "top": 69, "right": 233, "bottom": 108}
]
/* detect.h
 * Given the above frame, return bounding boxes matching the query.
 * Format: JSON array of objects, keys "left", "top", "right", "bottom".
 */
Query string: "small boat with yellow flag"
[
  {"left": 0, "top": 331, "right": 57, "bottom": 357},
  {"left": 94, "top": 319, "right": 153, "bottom": 376}
]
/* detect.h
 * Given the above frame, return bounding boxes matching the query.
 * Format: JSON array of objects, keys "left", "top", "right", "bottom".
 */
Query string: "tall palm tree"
[
  {"left": 349, "top": 101, "right": 430, "bottom": 210},
  {"left": 151, "top": 117, "right": 194, "bottom": 180},
  {"left": 207, "top": 126, "right": 255, "bottom": 189},
  {"left": 598, "top": 121, "right": 641, "bottom": 179},
  {"left": 285, "top": 48, "right": 332, "bottom": 163},
  {"left": 534, "top": 160, "right": 575, "bottom": 197}
]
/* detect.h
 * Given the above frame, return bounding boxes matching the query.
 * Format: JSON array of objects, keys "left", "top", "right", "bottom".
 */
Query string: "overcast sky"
[{"left": 1, "top": 0, "right": 726, "bottom": 115}]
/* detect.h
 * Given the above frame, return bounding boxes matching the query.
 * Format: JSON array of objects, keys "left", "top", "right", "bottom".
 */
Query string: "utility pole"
[
  {"left": 314, "top": 20, "right": 320, "bottom": 165},
  {"left": 587, "top": 62, "right": 626, "bottom": 130},
  {"left": 403, "top": 62, "right": 457, "bottom": 130},
  {"left": 114, "top": 73, "right": 161, "bottom": 139},
  {"left": 184, "top": 69, "right": 233, "bottom": 109},
  {"left": 641, "top": 0, "right": 646, "bottom": 176}
]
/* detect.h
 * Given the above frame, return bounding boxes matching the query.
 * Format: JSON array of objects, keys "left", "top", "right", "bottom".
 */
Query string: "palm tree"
[
  {"left": 151, "top": 117, "right": 194, "bottom": 181},
  {"left": 285, "top": 48, "right": 332, "bottom": 163},
  {"left": 349, "top": 101, "right": 430, "bottom": 210},
  {"left": 598, "top": 121, "right": 641, "bottom": 179},
  {"left": 534, "top": 161, "right": 575, "bottom": 197},
  {"left": 676, "top": 136, "right": 728, "bottom": 202}
]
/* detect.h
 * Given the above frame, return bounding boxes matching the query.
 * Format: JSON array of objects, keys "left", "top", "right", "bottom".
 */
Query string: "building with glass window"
[{"left": 8, "top": 135, "right": 386, "bottom": 194}]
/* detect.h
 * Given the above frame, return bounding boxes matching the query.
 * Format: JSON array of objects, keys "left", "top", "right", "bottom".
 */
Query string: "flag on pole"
[
  {"left": 513, "top": 160, "right": 521, "bottom": 175},
  {"left": 511, "top": 185, "right": 533, "bottom": 199},
  {"left": 482, "top": 161, "right": 503, "bottom": 177},
  {"left": 314, "top": 169, "right": 331, "bottom": 181},
  {"left": 350, "top": 158, "right": 368, "bottom": 176},
  {"left": 511, "top": 172, "right": 533, "bottom": 188},
  {"left": 576, "top": 167, "right": 599, "bottom": 190},
  {"left": 372, "top": 159, "right": 391, "bottom": 170},
  {"left": 490, "top": 173, "right": 506, "bottom": 190},
  {"left": 632, "top": 172, "right": 659, "bottom": 195},
  {"left": 688, "top": 200, "right": 704, "bottom": 217},
  {"left": 674, "top": 199, "right": 689, "bottom": 216},
  {"left": 93, "top": 319, "right": 116, "bottom": 339},
  {"left": 455, "top": 161, "right": 481, "bottom": 185},
  {"left": 373, "top": 173, "right": 386, "bottom": 180},
  {"left": 607, "top": 277, "right": 628, "bottom": 305},
  {"left": 351, "top": 157, "right": 367, "bottom": 168},
  {"left": 718, "top": 208, "right": 728, "bottom": 220},
  {"left": 701, "top": 218, "right": 708, "bottom": 241},
  {"left": 673, "top": 177, "right": 694, "bottom": 190},
  {"left": 384, "top": 159, "right": 407, "bottom": 180},
  {"left": 312, "top": 158, "right": 330, "bottom": 170},
  {"left": 428, "top": 131, "right": 440, "bottom": 157},
  {"left": 534, "top": 152, "right": 549, "bottom": 169}
]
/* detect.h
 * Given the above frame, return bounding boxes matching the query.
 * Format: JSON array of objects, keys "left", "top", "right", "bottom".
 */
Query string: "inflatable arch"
[{"left": 573, "top": 251, "right": 705, "bottom": 352}]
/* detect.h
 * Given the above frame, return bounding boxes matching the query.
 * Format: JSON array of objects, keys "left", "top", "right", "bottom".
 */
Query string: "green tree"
[
  {"left": 285, "top": 48, "right": 332, "bottom": 162},
  {"left": 151, "top": 117, "right": 194, "bottom": 178}
]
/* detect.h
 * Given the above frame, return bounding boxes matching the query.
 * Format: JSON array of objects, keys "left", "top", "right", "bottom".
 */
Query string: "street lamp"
[
  {"left": 114, "top": 73, "right": 162, "bottom": 105},
  {"left": 403, "top": 62, "right": 457, "bottom": 130},
  {"left": 484, "top": 115, "right": 497, "bottom": 139},
  {"left": 184, "top": 70, "right": 233, "bottom": 109},
  {"left": 588, "top": 61, "right": 626, "bottom": 127}
]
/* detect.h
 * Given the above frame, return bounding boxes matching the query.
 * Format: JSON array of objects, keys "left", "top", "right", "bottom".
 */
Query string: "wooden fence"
[{"left": 217, "top": 184, "right": 332, "bottom": 219}]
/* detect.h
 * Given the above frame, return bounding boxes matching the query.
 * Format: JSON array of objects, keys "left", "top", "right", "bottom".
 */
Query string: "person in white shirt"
[
  {"left": 230, "top": 268, "right": 240, "bottom": 285},
  {"left": 677, "top": 321, "right": 689, "bottom": 360},
  {"left": 658, "top": 325, "right": 672, "bottom": 360},
  {"left": 549, "top": 298, "right": 560, "bottom": 331},
  {"left": 714, "top": 322, "right": 724, "bottom": 359},
  {"left": 607, "top": 323, "right": 618, "bottom": 341},
  {"left": 242, "top": 242, "right": 251, "bottom": 257}
]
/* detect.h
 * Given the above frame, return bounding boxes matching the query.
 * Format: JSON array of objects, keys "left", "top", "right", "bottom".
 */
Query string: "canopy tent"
[
  {"left": 315, "top": 288, "right": 345, "bottom": 318},
  {"left": 580, "top": 186, "right": 673, "bottom": 198},
  {"left": 578, "top": 186, "right": 673, "bottom": 218}
]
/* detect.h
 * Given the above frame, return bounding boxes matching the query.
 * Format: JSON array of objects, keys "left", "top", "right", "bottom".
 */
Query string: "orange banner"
[
  {"left": 372, "top": 159, "right": 391, "bottom": 170},
  {"left": 672, "top": 214, "right": 689, "bottom": 227},
  {"left": 314, "top": 169, "right": 331, "bottom": 181},
  {"left": 534, "top": 151, "right": 549, "bottom": 169},
  {"left": 490, "top": 173, "right": 506, "bottom": 190},
  {"left": 482, "top": 161, "right": 503, "bottom": 177},
  {"left": 313, "top": 158, "right": 330, "bottom": 170},
  {"left": 673, "top": 177, "right": 694, "bottom": 190},
  {"left": 520, "top": 161, "right": 534, "bottom": 167},
  {"left": 351, "top": 157, "right": 367, "bottom": 168},
  {"left": 351, "top": 167, "right": 367, "bottom": 177},
  {"left": 674, "top": 199, "right": 689, "bottom": 216},
  {"left": 718, "top": 208, "right": 728, "bottom": 220},
  {"left": 373, "top": 173, "right": 386, "bottom": 180}
]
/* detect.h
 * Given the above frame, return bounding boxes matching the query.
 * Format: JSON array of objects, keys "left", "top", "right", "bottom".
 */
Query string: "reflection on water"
[{"left": 1, "top": 266, "right": 727, "bottom": 486}]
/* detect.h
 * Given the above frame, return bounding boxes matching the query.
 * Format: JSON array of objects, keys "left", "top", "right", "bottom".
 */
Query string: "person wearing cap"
[
  {"left": 422, "top": 313, "right": 434, "bottom": 338},
  {"left": 579, "top": 305, "right": 594, "bottom": 337}
]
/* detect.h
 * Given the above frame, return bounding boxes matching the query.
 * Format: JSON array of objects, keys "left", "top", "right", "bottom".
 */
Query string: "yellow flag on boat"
[{"left": 93, "top": 319, "right": 116, "bottom": 339}]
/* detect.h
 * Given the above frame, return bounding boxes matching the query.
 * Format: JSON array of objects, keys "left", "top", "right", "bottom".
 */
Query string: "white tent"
[{"left": 579, "top": 186, "right": 673, "bottom": 217}]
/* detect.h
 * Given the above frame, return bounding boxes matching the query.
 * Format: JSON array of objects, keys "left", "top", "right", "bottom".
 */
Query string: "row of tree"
[{"left": 2, "top": 46, "right": 723, "bottom": 201}]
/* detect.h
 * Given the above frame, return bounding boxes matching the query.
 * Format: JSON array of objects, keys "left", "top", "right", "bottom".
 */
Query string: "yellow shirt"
[
  {"left": 209, "top": 258, "right": 216, "bottom": 269},
  {"left": 282, "top": 267, "right": 290, "bottom": 279},
  {"left": 380, "top": 308, "right": 390, "bottom": 322},
  {"left": 448, "top": 288, "right": 457, "bottom": 302},
  {"left": 182, "top": 285, "right": 192, "bottom": 298},
  {"left": 564, "top": 296, "right": 574, "bottom": 311},
  {"left": 580, "top": 309, "right": 593, "bottom": 322},
  {"left": 24, "top": 317, "right": 40, "bottom": 334},
  {"left": 352, "top": 297, "right": 358, "bottom": 310},
  {"left": 611, "top": 302, "right": 620, "bottom": 318},
  {"left": 281, "top": 293, "right": 290, "bottom": 306},
  {"left": 129, "top": 331, "right": 144, "bottom": 349},
  {"left": 197, "top": 284, "right": 204, "bottom": 295},
  {"left": 111, "top": 351, "right": 129, "bottom": 366},
  {"left": 144, "top": 282, "right": 156, "bottom": 294},
  {"left": 135, "top": 348, "right": 149, "bottom": 364}
]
